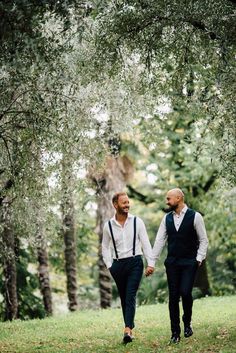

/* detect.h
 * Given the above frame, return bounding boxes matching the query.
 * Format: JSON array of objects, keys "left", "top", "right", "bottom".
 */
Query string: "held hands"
[
  {"left": 145, "top": 261, "right": 201, "bottom": 277},
  {"left": 145, "top": 266, "right": 155, "bottom": 277}
]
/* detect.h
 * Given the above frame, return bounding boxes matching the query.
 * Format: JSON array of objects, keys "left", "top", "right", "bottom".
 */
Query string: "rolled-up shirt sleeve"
[
  {"left": 151, "top": 215, "right": 168, "bottom": 267},
  {"left": 194, "top": 212, "right": 209, "bottom": 262},
  {"left": 102, "top": 223, "right": 112, "bottom": 269},
  {"left": 138, "top": 218, "right": 154, "bottom": 267}
]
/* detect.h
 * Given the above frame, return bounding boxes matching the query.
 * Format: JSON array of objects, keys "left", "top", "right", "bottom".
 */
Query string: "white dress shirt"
[
  {"left": 102, "top": 213, "right": 153, "bottom": 269},
  {"left": 151, "top": 205, "right": 209, "bottom": 266}
]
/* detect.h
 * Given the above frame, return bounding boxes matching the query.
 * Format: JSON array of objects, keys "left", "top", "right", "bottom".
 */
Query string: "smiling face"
[
  {"left": 113, "top": 194, "right": 130, "bottom": 215},
  {"left": 165, "top": 189, "right": 184, "bottom": 211}
]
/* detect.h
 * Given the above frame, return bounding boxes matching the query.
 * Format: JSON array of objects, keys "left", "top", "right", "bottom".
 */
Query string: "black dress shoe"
[
  {"left": 123, "top": 333, "right": 133, "bottom": 344},
  {"left": 184, "top": 326, "right": 193, "bottom": 338},
  {"left": 170, "top": 333, "right": 180, "bottom": 344}
]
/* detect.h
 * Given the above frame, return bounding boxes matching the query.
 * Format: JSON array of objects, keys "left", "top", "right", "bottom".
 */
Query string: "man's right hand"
[{"left": 145, "top": 266, "right": 155, "bottom": 277}]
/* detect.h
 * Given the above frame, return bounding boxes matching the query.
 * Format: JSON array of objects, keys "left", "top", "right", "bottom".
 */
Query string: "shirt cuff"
[
  {"left": 196, "top": 255, "right": 204, "bottom": 262},
  {"left": 147, "top": 260, "right": 156, "bottom": 267},
  {"left": 106, "top": 261, "right": 112, "bottom": 269}
]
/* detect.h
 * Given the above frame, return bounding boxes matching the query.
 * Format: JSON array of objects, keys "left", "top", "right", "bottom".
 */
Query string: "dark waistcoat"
[{"left": 166, "top": 208, "right": 199, "bottom": 259}]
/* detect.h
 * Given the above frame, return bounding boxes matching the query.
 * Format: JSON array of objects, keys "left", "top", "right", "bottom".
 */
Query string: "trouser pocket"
[{"left": 109, "top": 261, "right": 119, "bottom": 277}]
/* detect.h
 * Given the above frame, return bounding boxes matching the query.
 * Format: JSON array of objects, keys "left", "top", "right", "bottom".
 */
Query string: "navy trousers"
[
  {"left": 109, "top": 255, "right": 144, "bottom": 329},
  {"left": 165, "top": 258, "right": 198, "bottom": 334}
]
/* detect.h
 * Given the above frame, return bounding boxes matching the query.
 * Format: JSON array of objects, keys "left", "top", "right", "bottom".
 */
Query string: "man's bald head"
[
  {"left": 166, "top": 188, "right": 185, "bottom": 211},
  {"left": 167, "top": 188, "right": 184, "bottom": 200}
]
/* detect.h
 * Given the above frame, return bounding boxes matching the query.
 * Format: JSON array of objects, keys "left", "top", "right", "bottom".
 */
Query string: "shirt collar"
[
  {"left": 111, "top": 213, "right": 134, "bottom": 225},
  {"left": 173, "top": 205, "right": 188, "bottom": 215}
]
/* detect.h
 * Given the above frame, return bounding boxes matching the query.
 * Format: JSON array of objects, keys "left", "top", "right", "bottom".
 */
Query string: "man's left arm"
[
  {"left": 194, "top": 212, "right": 209, "bottom": 266},
  {"left": 138, "top": 218, "right": 155, "bottom": 275}
]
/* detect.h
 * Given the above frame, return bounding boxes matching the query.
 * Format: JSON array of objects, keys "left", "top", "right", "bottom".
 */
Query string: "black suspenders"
[
  {"left": 108, "top": 220, "right": 119, "bottom": 260},
  {"left": 108, "top": 217, "right": 137, "bottom": 260},
  {"left": 133, "top": 216, "right": 137, "bottom": 257}
]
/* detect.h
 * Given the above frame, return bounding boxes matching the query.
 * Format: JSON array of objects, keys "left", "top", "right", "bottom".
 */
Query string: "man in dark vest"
[
  {"left": 102, "top": 192, "right": 153, "bottom": 344},
  {"left": 146, "top": 188, "right": 208, "bottom": 343}
]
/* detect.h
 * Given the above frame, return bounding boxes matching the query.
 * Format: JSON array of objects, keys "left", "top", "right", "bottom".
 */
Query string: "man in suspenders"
[
  {"left": 146, "top": 188, "right": 208, "bottom": 344},
  {"left": 102, "top": 192, "right": 154, "bottom": 344}
]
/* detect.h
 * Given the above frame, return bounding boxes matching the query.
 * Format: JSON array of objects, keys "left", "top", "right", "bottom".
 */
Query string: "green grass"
[{"left": 0, "top": 296, "right": 235, "bottom": 353}]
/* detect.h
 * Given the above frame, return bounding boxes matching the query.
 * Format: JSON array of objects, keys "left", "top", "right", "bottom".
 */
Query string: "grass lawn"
[{"left": 0, "top": 295, "right": 235, "bottom": 353}]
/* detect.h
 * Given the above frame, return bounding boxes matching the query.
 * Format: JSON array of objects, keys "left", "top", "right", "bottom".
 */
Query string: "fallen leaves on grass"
[{"left": 216, "top": 328, "right": 229, "bottom": 340}]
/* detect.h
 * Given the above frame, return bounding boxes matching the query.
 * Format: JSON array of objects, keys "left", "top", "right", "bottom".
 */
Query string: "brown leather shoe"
[
  {"left": 123, "top": 332, "right": 132, "bottom": 344},
  {"left": 123, "top": 327, "right": 133, "bottom": 344}
]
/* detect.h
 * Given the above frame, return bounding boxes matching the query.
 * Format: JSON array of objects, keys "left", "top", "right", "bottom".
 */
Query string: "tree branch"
[
  {"left": 117, "top": 12, "right": 222, "bottom": 43},
  {"left": 0, "top": 179, "right": 14, "bottom": 206},
  {"left": 192, "top": 171, "right": 217, "bottom": 197},
  {"left": 203, "top": 171, "right": 218, "bottom": 193},
  {"left": 227, "top": 0, "right": 236, "bottom": 5},
  {"left": 186, "top": 18, "right": 218, "bottom": 40},
  {"left": 127, "top": 185, "right": 156, "bottom": 204}
]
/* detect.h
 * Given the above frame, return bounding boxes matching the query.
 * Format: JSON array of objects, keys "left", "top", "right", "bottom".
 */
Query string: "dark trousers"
[
  {"left": 109, "top": 255, "right": 144, "bottom": 329},
  {"left": 165, "top": 258, "right": 198, "bottom": 334}
]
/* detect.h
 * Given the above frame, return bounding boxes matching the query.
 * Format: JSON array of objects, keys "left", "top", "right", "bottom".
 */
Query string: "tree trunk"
[
  {"left": 35, "top": 211, "right": 53, "bottom": 315},
  {"left": 31, "top": 148, "right": 53, "bottom": 316},
  {"left": 61, "top": 157, "right": 78, "bottom": 311},
  {"left": 96, "top": 189, "right": 114, "bottom": 309},
  {"left": 93, "top": 156, "right": 134, "bottom": 308},
  {"left": 1, "top": 199, "right": 18, "bottom": 320}
]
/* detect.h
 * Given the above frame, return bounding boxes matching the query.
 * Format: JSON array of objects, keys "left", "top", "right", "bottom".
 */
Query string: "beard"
[
  {"left": 163, "top": 204, "right": 178, "bottom": 213},
  {"left": 117, "top": 206, "right": 129, "bottom": 214}
]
